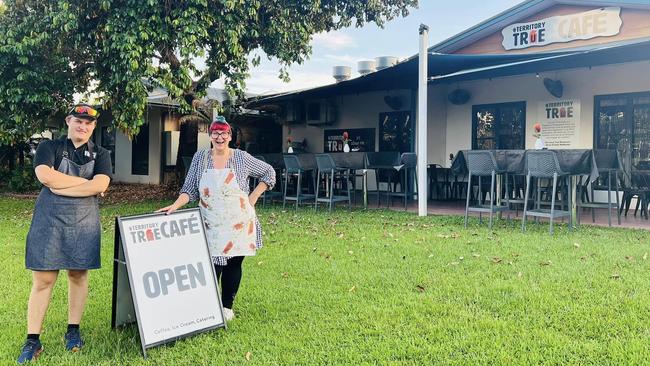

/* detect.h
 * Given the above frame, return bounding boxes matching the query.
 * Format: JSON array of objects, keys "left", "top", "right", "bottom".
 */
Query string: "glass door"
[
  {"left": 473, "top": 106, "right": 497, "bottom": 150},
  {"left": 499, "top": 104, "right": 525, "bottom": 149},
  {"left": 633, "top": 95, "right": 650, "bottom": 170},
  {"left": 595, "top": 92, "right": 650, "bottom": 175}
]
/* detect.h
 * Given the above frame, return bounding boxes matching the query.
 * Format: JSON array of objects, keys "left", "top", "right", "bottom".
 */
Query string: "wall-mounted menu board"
[{"left": 324, "top": 128, "right": 375, "bottom": 152}]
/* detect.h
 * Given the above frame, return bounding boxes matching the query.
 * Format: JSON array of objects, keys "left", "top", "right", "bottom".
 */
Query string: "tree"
[{"left": 0, "top": 0, "right": 417, "bottom": 144}]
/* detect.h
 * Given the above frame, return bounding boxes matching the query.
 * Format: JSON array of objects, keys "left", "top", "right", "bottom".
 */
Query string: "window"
[
  {"left": 472, "top": 102, "right": 526, "bottom": 150},
  {"left": 131, "top": 123, "right": 149, "bottom": 175},
  {"left": 595, "top": 91, "right": 650, "bottom": 170},
  {"left": 100, "top": 126, "right": 116, "bottom": 173}
]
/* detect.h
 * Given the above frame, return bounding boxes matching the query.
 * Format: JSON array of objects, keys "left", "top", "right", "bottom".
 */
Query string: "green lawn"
[{"left": 1, "top": 196, "right": 650, "bottom": 365}]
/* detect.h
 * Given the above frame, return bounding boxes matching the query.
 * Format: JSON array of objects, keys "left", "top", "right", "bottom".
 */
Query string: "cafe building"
[{"left": 248, "top": 0, "right": 650, "bottom": 207}]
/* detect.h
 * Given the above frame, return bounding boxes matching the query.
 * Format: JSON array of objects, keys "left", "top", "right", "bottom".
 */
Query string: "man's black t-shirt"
[{"left": 33, "top": 137, "right": 113, "bottom": 178}]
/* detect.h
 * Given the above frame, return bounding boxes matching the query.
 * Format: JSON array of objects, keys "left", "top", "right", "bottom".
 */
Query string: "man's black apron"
[{"left": 25, "top": 142, "right": 101, "bottom": 270}]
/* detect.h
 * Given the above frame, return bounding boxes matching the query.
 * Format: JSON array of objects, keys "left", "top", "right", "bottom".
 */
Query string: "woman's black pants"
[{"left": 214, "top": 256, "right": 245, "bottom": 309}]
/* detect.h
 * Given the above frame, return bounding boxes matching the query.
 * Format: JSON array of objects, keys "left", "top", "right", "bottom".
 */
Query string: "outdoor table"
[
  {"left": 260, "top": 153, "right": 317, "bottom": 171},
  {"left": 260, "top": 153, "right": 285, "bottom": 170},
  {"left": 329, "top": 152, "right": 368, "bottom": 209},
  {"left": 451, "top": 149, "right": 598, "bottom": 180},
  {"left": 451, "top": 149, "right": 604, "bottom": 228},
  {"left": 261, "top": 153, "right": 317, "bottom": 194}
]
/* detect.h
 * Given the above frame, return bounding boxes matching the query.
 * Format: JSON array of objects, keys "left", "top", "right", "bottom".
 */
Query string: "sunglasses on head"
[{"left": 71, "top": 105, "right": 99, "bottom": 117}]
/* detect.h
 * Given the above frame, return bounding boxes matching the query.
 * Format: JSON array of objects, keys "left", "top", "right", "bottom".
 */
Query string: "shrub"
[
  {"left": 8, "top": 165, "right": 41, "bottom": 193},
  {"left": 0, "top": 165, "right": 10, "bottom": 185}
]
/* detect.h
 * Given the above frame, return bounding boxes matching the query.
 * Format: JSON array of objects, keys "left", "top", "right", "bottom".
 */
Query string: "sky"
[{"left": 221, "top": 0, "right": 524, "bottom": 95}]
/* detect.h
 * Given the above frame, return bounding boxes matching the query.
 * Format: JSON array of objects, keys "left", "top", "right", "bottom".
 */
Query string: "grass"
[{"left": 1, "top": 196, "right": 650, "bottom": 365}]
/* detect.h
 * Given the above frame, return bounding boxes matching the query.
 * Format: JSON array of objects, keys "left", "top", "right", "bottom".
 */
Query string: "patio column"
[{"left": 417, "top": 24, "right": 429, "bottom": 217}]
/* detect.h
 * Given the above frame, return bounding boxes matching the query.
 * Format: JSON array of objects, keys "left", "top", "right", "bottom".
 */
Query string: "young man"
[{"left": 17, "top": 103, "right": 112, "bottom": 364}]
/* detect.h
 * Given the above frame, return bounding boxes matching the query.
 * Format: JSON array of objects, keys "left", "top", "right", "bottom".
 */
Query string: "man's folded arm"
[
  {"left": 35, "top": 165, "right": 88, "bottom": 189},
  {"left": 50, "top": 175, "right": 110, "bottom": 197}
]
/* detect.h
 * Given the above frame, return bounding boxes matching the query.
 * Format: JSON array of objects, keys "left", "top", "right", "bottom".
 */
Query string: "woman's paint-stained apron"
[
  {"left": 199, "top": 162, "right": 258, "bottom": 257},
  {"left": 25, "top": 147, "right": 101, "bottom": 270}
]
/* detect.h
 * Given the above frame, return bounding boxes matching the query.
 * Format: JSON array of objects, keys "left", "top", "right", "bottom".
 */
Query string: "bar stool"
[
  {"left": 428, "top": 164, "right": 452, "bottom": 200},
  {"left": 504, "top": 171, "right": 527, "bottom": 216},
  {"left": 577, "top": 150, "right": 621, "bottom": 226},
  {"left": 366, "top": 151, "right": 400, "bottom": 207},
  {"left": 388, "top": 152, "right": 417, "bottom": 210},
  {"left": 621, "top": 172, "right": 650, "bottom": 219},
  {"left": 253, "top": 155, "right": 283, "bottom": 206},
  {"left": 464, "top": 150, "right": 509, "bottom": 229},
  {"left": 521, "top": 150, "right": 571, "bottom": 235},
  {"left": 314, "top": 154, "right": 352, "bottom": 212},
  {"left": 282, "top": 155, "right": 315, "bottom": 210}
]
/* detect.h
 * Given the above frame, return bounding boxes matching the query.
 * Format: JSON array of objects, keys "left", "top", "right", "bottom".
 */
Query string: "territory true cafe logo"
[
  {"left": 510, "top": 22, "right": 546, "bottom": 47},
  {"left": 127, "top": 216, "right": 201, "bottom": 244},
  {"left": 545, "top": 101, "right": 574, "bottom": 119}
]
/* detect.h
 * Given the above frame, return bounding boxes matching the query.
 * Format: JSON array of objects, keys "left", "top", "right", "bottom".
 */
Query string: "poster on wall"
[
  {"left": 324, "top": 128, "right": 375, "bottom": 152},
  {"left": 379, "top": 111, "right": 412, "bottom": 153},
  {"left": 537, "top": 99, "right": 581, "bottom": 148},
  {"left": 501, "top": 7, "right": 622, "bottom": 50}
]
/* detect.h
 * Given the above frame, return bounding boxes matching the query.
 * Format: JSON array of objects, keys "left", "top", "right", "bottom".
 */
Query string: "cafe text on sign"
[{"left": 502, "top": 7, "right": 622, "bottom": 50}]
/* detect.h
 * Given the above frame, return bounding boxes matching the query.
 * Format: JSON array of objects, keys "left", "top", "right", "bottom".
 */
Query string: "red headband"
[{"left": 209, "top": 121, "right": 231, "bottom": 133}]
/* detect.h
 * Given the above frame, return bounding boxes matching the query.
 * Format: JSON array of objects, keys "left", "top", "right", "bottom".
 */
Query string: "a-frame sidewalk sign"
[{"left": 111, "top": 208, "right": 225, "bottom": 357}]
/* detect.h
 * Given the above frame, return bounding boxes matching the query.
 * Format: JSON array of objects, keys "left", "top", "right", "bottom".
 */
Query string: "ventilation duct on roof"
[
  {"left": 357, "top": 60, "right": 376, "bottom": 75},
  {"left": 375, "top": 56, "right": 398, "bottom": 70},
  {"left": 332, "top": 66, "right": 351, "bottom": 82}
]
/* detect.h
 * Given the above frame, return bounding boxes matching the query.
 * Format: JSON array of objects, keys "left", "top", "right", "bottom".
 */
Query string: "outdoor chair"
[
  {"left": 366, "top": 151, "right": 400, "bottom": 207},
  {"left": 464, "top": 150, "right": 509, "bottom": 229},
  {"left": 451, "top": 172, "right": 468, "bottom": 200},
  {"left": 282, "top": 155, "right": 315, "bottom": 210},
  {"left": 428, "top": 164, "right": 452, "bottom": 200},
  {"left": 504, "top": 172, "right": 527, "bottom": 216},
  {"left": 577, "top": 175, "right": 592, "bottom": 204},
  {"left": 521, "top": 150, "right": 571, "bottom": 235},
  {"left": 388, "top": 152, "right": 418, "bottom": 210},
  {"left": 314, "top": 154, "right": 352, "bottom": 212},
  {"left": 577, "top": 150, "right": 621, "bottom": 226},
  {"left": 340, "top": 154, "right": 368, "bottom": 209},
  {"left": 253, "top": 155, "right": 283, "bottom": 206},
  {"left": 620, "top": 172, "right": 650, "bottom": 219}
]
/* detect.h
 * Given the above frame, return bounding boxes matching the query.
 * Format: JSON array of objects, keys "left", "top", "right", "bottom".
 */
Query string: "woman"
[{"left": 157, "top": 116, "right": 275, "bottom": 321}]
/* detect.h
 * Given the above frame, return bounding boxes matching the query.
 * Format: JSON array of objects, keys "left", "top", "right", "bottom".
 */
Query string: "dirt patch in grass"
[
  {"left": 1, "top": 183, "right": 179, "bottom": 204},
  {"left": 100, "top": 183, "right": 178, "bottom": 204}
]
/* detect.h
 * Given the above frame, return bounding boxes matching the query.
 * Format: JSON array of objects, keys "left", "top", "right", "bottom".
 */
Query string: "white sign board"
[
  {"left": 538, "top": 99, "right": 581, "bottom": 148},
  {"left": 113, "top": 209, "right": 225, "bottom": 356},
  {"left": 502, "top": 7, "right": 622, "bottom": 50}
]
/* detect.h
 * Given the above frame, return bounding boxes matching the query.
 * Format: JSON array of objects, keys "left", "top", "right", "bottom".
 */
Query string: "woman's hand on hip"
[
  {"left": 248, "top": 193, "right": 259, "bottom": 207},
  {"left": 249, "top": 182, "right": 267, "bottom": 207}
]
